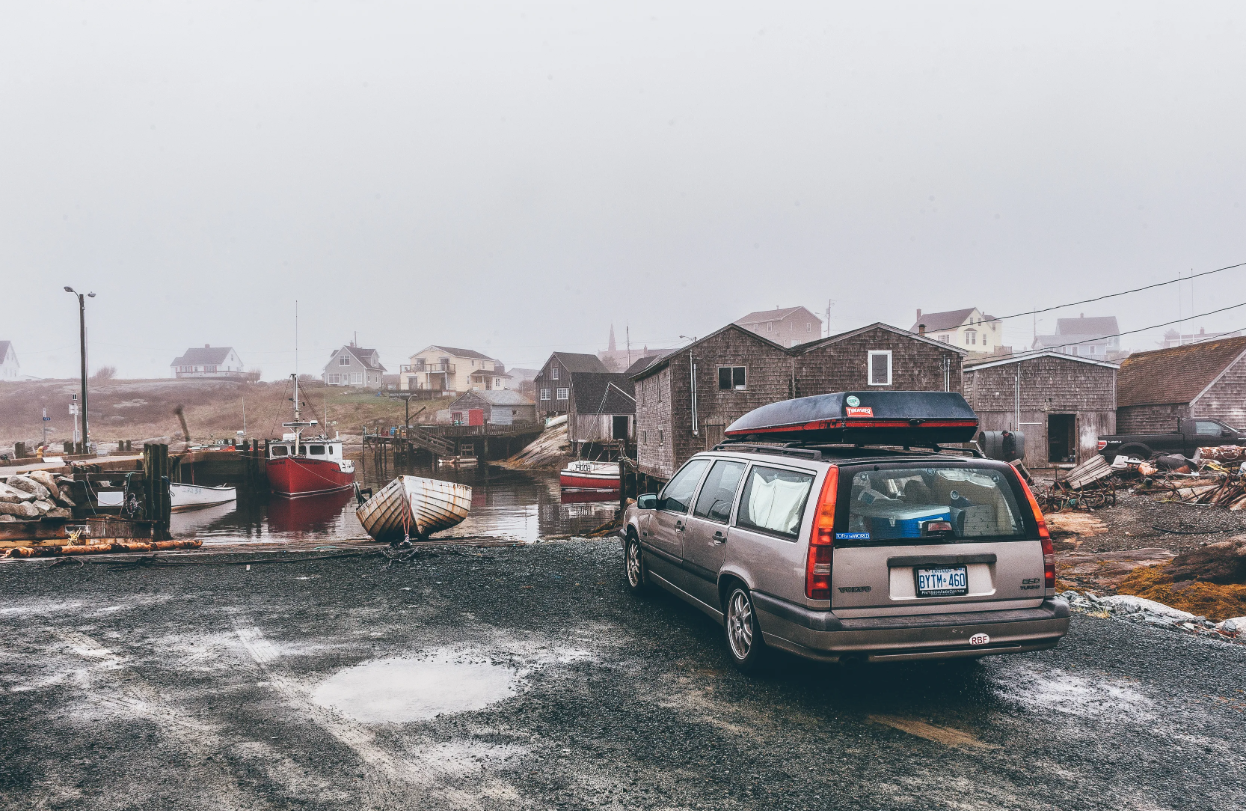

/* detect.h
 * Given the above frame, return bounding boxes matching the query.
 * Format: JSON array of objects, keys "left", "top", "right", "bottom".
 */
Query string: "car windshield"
[{"left": 843, "top": 466, "right": 1026, "bottom": 545}]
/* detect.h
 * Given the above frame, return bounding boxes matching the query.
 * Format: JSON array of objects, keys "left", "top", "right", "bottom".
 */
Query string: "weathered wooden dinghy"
[{"left": 355, "top": 476, "right": 472, "bottom": 543}]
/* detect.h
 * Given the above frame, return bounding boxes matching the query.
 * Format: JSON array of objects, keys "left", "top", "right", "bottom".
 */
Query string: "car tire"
[
  {"left": 624, "top": 532, "right": 647, "bottom": 593},
  {"left": 723, "top": 583, "right": 767, "bottom": 673}
]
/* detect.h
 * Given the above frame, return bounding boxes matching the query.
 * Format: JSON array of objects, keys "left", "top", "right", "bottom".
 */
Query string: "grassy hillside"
[{"left": 0, "top": 378, "right": 455, "bottom": 450}]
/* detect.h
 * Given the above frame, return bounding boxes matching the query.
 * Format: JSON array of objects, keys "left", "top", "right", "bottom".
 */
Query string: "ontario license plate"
[{"left": 916, "top": 566, "right": 968, "bottom": 597}]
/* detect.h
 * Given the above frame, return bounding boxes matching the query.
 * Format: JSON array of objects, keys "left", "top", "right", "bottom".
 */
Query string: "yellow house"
[
  {"left": 399, "top": 345, "right": 509, "bottom": 393},
  {"left": 911, "top": 308, "right": 1003, "bottom": 354}
]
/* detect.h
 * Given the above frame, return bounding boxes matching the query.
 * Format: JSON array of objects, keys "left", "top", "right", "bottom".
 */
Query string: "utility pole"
[{"left": 64, "top": 287, "right": 95, "bottom": 451}]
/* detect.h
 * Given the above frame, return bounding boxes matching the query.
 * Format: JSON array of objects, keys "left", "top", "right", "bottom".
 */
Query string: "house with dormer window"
[{"left": 323, "top": 343, "right": 386, "bottom": 388}]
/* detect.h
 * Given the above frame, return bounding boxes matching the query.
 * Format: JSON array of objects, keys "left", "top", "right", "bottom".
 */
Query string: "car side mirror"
[
  {"left": 1223, "top": 429, "right": 1234, "bottom": 438},
  {"left": 637, "top": 493, "right": 658, "bottom": 510}
]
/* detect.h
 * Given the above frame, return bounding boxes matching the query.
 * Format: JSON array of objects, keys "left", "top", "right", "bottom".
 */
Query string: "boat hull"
[
  {"left": 356, "top": 475, "right": 472, "bottom": 543},
  {"left": 559, "top": 471, "right": 620, "bottom": 490},
  {"left": 267, "top": 457, "right": 355, "bottom": 497},
  {"left": 169, "top": 483, "right": 237, "bottom": 512}
]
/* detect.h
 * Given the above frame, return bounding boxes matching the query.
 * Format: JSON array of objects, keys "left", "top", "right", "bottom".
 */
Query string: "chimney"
[
  {"left": 205, "top": 343, "right": 210, "bottom": 348},
  {"left": 1080, "top": 312, "right": 1084, "bottom": 318},
  {"left": 916, "top": 308, "right": 922, "bottom": 321},
  {"left": 918, "top": 324, "right": 926, "bottom": 336}
]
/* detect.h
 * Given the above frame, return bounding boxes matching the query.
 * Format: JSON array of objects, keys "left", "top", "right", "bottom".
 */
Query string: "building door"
[
  {"left": 468, "top": 409, "right": 485, "bottom": 427},
  {"left": 612, "top": 415, "right": 629, "bottom": 440},
  {"left": 703, "top": 422, "right": 725, "bottom": 450},
  {"left": 1048, "top": 414, "right": 1076, "bottom": 464}
]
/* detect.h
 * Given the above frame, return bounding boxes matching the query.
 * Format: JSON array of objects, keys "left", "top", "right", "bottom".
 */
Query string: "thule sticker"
[
  {"left": 845, "top": 395, "right": 860, "bottom": 407},
  {"left": 838, "top": 586, "right": 872, "bottom": 593},
  {"left": 969, "top": 633, "right": 990, "bottom": 646},
  {"left": 836, "top": 532, "right": 870, "bottom": 540}
]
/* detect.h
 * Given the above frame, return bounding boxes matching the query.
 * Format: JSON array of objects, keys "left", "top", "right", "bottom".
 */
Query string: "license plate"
[{"left": 915, "top": 566, "right": 968, "bottom": 597}]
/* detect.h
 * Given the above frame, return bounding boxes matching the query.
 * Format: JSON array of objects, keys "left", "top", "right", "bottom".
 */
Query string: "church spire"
[{"left": 608, "top": 323, "right": 617, "bottom": 353}]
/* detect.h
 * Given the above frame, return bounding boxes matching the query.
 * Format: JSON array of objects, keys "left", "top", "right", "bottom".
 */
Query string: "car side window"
[
  {"left": 736, "top": 465, "right": 815, "bottom": 540},
  {"left": 692, "top": 460, "right": 747, "bottom": 523},
  {"left": 658, "top": 459, "right": 711, "bottom": 514},
  {"left": 1195, "top": 421, "right": 1222, "bottom": 436}
]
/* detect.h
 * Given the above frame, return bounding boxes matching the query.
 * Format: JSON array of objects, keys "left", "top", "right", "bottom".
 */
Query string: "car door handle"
[
  {"left": 711, "top": 531, "right": 726, "bottom": 545},
  {"left": 675, "top": 521, "right": 685, "bottom": 532}
]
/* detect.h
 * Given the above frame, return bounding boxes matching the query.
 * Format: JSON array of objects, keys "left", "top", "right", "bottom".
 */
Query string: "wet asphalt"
[{"left": 1, "top": 540, "right": 1243, "bottom": 811}]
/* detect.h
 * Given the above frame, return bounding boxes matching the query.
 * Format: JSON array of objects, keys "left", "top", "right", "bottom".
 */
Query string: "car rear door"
[{"left": 829, "top": 462, "right": 1046, "bottom": 617}]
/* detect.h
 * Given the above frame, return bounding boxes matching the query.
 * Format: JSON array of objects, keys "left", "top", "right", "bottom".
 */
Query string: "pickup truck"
[{"left": 1097, "top": 418, "right": 1246, "bottom": 461}]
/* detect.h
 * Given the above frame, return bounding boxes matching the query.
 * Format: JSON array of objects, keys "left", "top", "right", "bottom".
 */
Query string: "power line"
[
  {"left": 983, "top": 300, "right": 1246, "bottom": 363},
  {"left": 987, "top": 260, "right": 1246, "bottom": 323}
]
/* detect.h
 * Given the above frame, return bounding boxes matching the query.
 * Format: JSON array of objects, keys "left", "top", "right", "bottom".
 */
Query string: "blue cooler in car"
[{"left": 862, "top": 505, "right": 953, "bottom": 540}]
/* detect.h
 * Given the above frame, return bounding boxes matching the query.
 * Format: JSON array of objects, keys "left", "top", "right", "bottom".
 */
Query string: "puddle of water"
[
  {"left": 175, "top": 466, "right": 617, "bottom": 545},
  {"left": 312, "top": 652, "right": 517, "bottom": 723}
]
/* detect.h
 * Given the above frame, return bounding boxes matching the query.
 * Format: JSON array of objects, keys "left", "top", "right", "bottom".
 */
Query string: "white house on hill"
[
  {"left": 324, "top": 344, "right": 386, "bottom": 388},
  {"left": 0, "top": 342, "right": 18, "bottom": 381},
  {"left": 170, "top": 345, "right": 246, "bottom": 379}
]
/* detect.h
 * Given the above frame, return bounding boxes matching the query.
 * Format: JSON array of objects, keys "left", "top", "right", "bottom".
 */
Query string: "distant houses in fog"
[
  {"left": 734, "top": 306, "right": 823, "bottom": 348},
  {"left": 0, "top": 341, "right": 19, "bottom": 381},
  {"left": 170, "top": 345, "right": 246, "bottom": 379}
]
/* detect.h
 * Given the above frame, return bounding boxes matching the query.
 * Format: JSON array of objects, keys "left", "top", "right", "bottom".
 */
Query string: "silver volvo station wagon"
[{"left": 621, "top": 391, "right": 1069, "bottom": 672}]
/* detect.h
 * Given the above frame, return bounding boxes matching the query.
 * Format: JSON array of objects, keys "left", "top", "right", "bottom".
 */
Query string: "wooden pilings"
[{"left": 142, "top": 443, "right": 171, "bottom": 539}]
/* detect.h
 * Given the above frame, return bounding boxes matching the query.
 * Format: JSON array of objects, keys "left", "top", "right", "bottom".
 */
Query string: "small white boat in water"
[
  {"left": 170, "top": 483, "right": 237, "bottom": 512},
  {"left": 356, "top": 476, "right": 472, "bottom": 543}
]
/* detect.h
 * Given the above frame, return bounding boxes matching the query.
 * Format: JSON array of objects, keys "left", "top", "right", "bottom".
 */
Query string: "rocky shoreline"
[{"left": 1062, "top": 589, "right": 1246, "bottom": 644}]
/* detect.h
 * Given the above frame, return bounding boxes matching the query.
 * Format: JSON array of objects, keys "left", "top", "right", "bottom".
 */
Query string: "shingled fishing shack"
[{"left": 962, "top": 351, "right": 1118, "bottom": 468}]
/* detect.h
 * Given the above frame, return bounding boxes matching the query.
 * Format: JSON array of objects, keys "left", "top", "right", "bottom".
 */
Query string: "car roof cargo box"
[{"left": 724, "top": 391, "right": 979, "bottom": 446}]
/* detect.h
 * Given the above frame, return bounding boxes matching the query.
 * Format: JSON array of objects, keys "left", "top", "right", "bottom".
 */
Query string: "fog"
[{"left": 2, "top": 2, "right": 1244, "bottom": 379}]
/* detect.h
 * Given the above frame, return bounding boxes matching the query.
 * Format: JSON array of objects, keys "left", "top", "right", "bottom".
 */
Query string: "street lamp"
[{"left": 64, "top": 287, "right": 95, "bottom": 452}]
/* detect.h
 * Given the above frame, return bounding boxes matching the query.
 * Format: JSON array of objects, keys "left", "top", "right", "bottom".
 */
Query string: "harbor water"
[{"left": 170, "top": 464, "right": 620, "bottom": 545}]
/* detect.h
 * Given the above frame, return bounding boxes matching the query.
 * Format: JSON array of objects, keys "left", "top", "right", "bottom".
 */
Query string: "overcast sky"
[{"left": 3, "top": 1, "right": 1244, "bottom": 380}]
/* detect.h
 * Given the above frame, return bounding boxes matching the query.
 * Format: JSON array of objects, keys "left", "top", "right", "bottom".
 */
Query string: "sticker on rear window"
[
  {"left": 846, "top": 406, "right": 873, "bottom": 417},
  {"left": 836, "top": 532, "right": 870, "bottom": 540}
]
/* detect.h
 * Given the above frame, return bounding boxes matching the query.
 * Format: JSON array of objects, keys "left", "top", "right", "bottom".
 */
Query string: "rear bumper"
[{"left": 752, "top": 594, "right": 1071, "bottom": 663}]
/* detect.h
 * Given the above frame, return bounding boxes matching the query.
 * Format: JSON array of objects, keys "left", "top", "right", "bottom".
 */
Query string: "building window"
[
  {"left": 718, "top": 367, "right": 747, "bottom": 390},
  {"left": 965, "top": 329, "right": 977, "bottom": 345},
  {"left": 540, "top": 388, "right": 550, "bottom": 401},
  {"left": 339, "top": 355, "right": 350, "bottom": 366},
  {"left": 867, "top": 351, "right": 892, "bottom": 386},
  {"left": 354, "top": 373, "right": 363, "bottom": 384},
  {"left": 552, "top": 366, "right": 559, "bottom": 380},
  {"left": 556, "top": 387, "right": 569, "bottom": 400},
  {"left": 658, "top": 430, "right": 664, "bottom": 443},
  {"left": 806, "top": 323, "right": 811, "bottom": 332}
]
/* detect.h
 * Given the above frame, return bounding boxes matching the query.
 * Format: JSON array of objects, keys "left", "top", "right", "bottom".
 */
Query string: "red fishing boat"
[{"left": 267, "top": 372, "right": 355, "bottom": 497}]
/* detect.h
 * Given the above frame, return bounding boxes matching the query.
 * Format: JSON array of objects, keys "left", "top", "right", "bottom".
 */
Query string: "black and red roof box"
[{"left": 724, "top": 391, "right": 979, "bottom": 445}]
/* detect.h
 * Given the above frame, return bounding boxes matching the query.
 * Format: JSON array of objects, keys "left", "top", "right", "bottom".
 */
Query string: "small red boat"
[
  {"left": 266, "top": 373, "right": 355, "bottom": 497},
  {"left": 559, "top": 460, "right": 620, "bottom": 491}
]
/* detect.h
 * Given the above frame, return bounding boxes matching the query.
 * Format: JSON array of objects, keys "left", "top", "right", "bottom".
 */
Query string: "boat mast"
[{"left": 294, "top": 300, "right": 300, "bottom": 456}]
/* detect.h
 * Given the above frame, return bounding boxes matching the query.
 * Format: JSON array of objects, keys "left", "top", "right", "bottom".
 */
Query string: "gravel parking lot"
[{"left": 2, "top": 539, "right": 1244, "bottom": 811}]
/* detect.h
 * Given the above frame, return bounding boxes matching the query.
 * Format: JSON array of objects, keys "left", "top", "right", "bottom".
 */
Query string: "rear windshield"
[{"left": 841, "top": 466, "right": 1026, "bottom": 546}]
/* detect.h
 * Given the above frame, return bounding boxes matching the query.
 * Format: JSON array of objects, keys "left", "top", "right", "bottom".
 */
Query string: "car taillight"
[
  {"left": 1096, "top": 440, "right": 1107, "bottom": 451},
  {"left": 1016, "top": 475, "right": 1056, "bottom": 595},
  {"left": 805, "top": 466, "right": 838, "bottom": 600}
]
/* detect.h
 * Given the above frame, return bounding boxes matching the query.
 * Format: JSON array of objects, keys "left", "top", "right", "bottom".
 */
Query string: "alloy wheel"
[
  {"left": 626, "top": 538, "right": 642, "bottom": 588},
  {"left": 727, "top": 589, "right": 754, "bottom": 660}
]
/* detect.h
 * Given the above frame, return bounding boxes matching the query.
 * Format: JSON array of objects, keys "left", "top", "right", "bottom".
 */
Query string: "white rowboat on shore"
[{"left": 355, "top": 475, "right": 472, "bottom": 543}]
